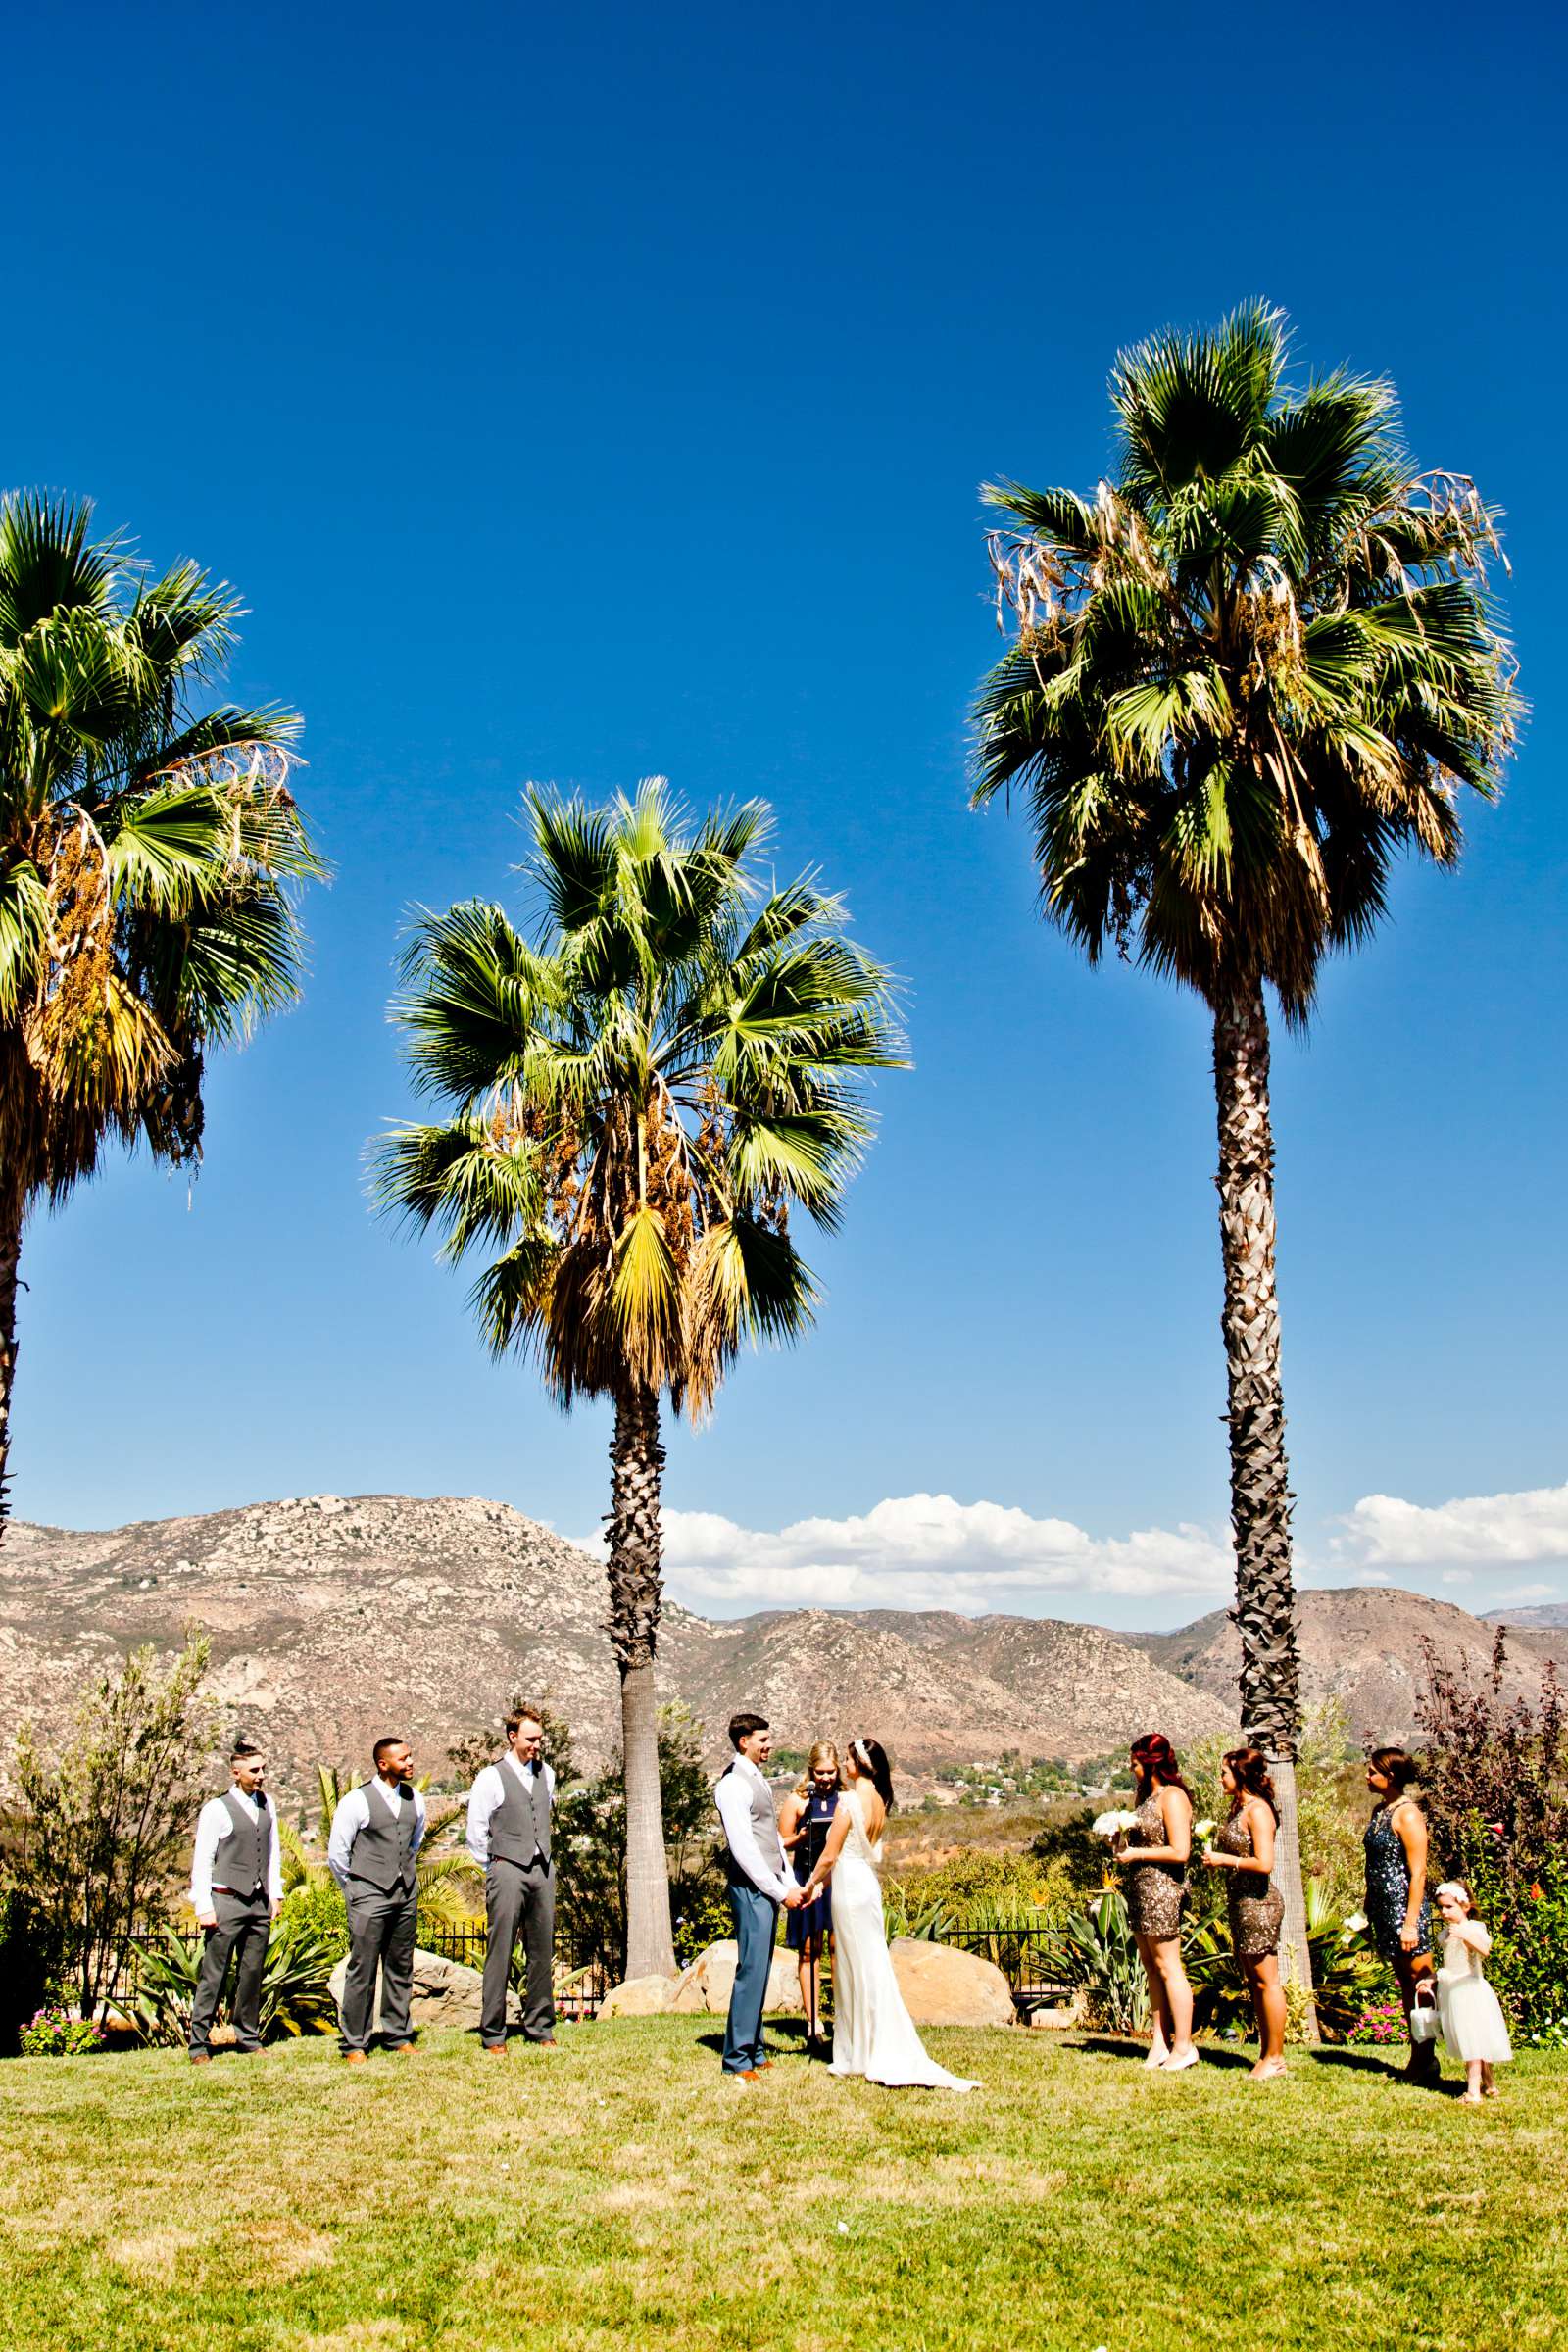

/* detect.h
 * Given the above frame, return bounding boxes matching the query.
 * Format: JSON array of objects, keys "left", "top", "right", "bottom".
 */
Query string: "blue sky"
[{"left": 7, "top": 0, "right": 1565, "bottom": 1627}]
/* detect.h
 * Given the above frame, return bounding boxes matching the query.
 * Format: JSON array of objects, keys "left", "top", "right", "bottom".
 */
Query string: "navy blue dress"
[{"left": 785, "top": 1788, "right": 837, "bottom": 1949}]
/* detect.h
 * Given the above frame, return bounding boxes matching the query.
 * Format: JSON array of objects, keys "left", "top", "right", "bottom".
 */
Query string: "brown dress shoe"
[
  {"left": 188, "top": 2050, "right": 212, "bottom": 2065},
  {"left": 342, "top": 2050, "right": 368, "bottom": 2066},
  {"left": 482, "top": 2042, "right": 508, "bottom": 2056},
  {"left": 386, "top": 2042, "right": 416, "bottom": 2056}
]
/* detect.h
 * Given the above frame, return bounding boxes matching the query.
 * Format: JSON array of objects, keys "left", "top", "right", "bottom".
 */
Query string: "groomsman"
[
  {"left": 188, "top": 1740, "right": 282, "bottom": 2063},
  {"left": 327, "top": 1737, "right": 427, "bottom": 2063},
  {"left": 466, "top": 1706, "right": 557, "bottom": 2052},
  {"left": 715, "top": 1710, "right": 802, "bottom": 2082}
]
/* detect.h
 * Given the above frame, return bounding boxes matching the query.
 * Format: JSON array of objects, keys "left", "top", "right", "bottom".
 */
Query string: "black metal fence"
[
  {"left": 933, "top": 1922, "right": 1072, "bottom": 2016},
  {"left": 114, "top": 1919, "right": 1060, "bottom": 2025}
]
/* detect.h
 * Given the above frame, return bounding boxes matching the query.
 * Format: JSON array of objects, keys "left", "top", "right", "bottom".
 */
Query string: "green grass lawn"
[{"left": 3, "top": 2020, "right": 1564, "bottom": 2352}]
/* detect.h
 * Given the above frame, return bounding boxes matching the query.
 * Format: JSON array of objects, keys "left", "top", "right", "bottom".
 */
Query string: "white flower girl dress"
[{"left": 1436, "top": 1922, "right": 1512, "bottom": 2066}]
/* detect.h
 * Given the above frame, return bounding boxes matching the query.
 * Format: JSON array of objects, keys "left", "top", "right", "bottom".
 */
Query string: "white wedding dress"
[{"left": 828, "top": 1785, "right": 979, "bottom": 2092}]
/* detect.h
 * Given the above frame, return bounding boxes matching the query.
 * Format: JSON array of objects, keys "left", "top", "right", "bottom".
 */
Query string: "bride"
[{"left": 795, "top": 1736, "right": 978, "bottom": 2092}]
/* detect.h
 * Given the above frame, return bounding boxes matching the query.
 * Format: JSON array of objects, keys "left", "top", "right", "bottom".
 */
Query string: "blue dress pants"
[{"left": 723, "top": 1883, "right": 778, "bottom": 2073}]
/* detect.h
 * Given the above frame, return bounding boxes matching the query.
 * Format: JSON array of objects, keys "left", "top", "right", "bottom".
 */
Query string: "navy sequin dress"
[
  {"left": 1363, "top": 1802, "right": 1433, "bottom": 1962},
  {"left": 785, "top": 1788, "right": 838, "bottom": 1948}
]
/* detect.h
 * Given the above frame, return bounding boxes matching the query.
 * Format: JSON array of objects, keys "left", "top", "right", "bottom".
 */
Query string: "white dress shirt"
[
  {"left": 466, "top": 1751, "right": 557, "bottom": 1868},
  {"left": 326, "top": 1777, "right": 428, "bottom": 1888},
  {"left": 190, "top": 1788, "right": 283, "bottom": 1912},
  {"left": 715, "top": 1757, "right": 793, "bottom": 1902}
]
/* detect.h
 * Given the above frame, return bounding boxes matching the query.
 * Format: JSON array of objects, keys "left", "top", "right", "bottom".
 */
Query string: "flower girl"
[{"left": 1434, "top": 1881, "right": 1512, "bottom": 2105}]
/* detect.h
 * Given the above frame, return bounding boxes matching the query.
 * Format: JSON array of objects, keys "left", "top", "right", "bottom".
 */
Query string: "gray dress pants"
[
  {"left": 339, "top": 1885, "right": 419, "bottom": 2050},
  {"left": 189, "top": 1890, "right": 270, "bottom": 2053},
  {"left": 482, "top": 1858, "right": 555, "bottom": 2044}
]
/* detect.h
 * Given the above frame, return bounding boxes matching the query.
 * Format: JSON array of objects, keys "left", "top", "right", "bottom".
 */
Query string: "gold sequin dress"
[{"left": 1214, "top": 1809, "right": 1284, "bottom": 1959}]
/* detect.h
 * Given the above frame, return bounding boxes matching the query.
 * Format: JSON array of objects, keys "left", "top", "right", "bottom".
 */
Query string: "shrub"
[
  {"left": 19, "top": 2007, "right": 105, "bottom": 2057},
  {"left": 279, "top": 1879, "right": 350, "bottom": 1966},
  {"left": 886, "top": 1847, "right": 1057, "bottom": 1929},
  {"left": 1348, "top": 1998, "right": 1409, "bottom": 2048},
  {"left": 1417, "top": 1633, "right": 1568, "bottom": 2037},
  {"left": 7, "top": 1634, "right": 219, "bottom": 2026}
]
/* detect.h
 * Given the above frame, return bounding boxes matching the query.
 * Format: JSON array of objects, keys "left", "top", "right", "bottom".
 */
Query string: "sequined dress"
[
  {"left": 1362, "top": 1802, "right": 1433, "bottom": 1962},
  {"left": 1123, "top": 1790, "right": 1188, "bottom": 1940},
  {"left": 1214, "top": 1809, "right": 1284, "bottom": 1959}
]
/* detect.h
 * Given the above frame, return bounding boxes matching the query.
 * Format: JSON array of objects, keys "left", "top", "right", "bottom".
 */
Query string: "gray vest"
[
  {"left": 218, "top": 1789, "right": 269, "bottom": 1898},
  {"left": 721, "top": 1762, "right": 785, "bottom": 1886},
  {"left": 345, "top": 1783, "right": 419, "bottom": 1893},
  {"left": 488, "top": 1757, "right": 551, "bottom": 1868}
]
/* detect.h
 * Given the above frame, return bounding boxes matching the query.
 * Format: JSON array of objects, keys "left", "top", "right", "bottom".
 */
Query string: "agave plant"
[
  {"left": 1047, "top": 1887, "right": 1150, "bottom": 2034},
  {"left": 126, "top": 1914, "right": 338, "bottom": 2046}
]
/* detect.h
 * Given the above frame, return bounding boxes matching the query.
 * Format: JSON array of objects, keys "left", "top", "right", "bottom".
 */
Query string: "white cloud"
[
  {"left": 659, "top": 1492, "right": 1233, "bottom": 1616},
  {"left": 1334, "top": 1481, "right": 1568, "bottom": 1570}
]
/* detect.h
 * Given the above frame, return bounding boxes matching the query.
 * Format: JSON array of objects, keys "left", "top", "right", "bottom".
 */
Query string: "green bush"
[
  {"left": 279, "top": 1880, "right": 351, "bottom": 1966},
  {"left": 886, "top": 1846, "right": 1058, "bottom": 1929},
  {"left": 1446, "top": 1832, "right": 1568, "bottom": 2038}
]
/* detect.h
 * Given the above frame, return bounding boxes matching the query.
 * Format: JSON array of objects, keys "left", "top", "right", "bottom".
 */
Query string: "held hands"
[{"left": 782, "top": 1886, "right": 807, "bottom": 1910}]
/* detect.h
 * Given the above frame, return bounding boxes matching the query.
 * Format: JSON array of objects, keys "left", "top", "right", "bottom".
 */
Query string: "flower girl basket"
[{"left": 1408, "top": 1983, "right": 1441, "bottom": 2044}]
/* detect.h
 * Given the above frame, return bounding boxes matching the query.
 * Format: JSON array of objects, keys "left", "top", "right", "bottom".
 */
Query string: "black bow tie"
[
  {"left": 251, "top": 1791, "right": 268, "bottom": 1810},
  {"left": 396, "top": 1782, "right": 414, "bottom": 1800}
]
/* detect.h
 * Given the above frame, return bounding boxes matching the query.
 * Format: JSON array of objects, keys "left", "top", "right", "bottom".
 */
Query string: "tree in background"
[
  {"left": 374, "top": 782, "right": 900, "bottom": 1977},
  {"left": 0, "top": 495, "right": 319, "bottom": 1535},
  {"left": 7, "top": 1632, "right": 218, "bottom": 2023},
  {"left": 972, "top": 304, "right": 1516, "bottom": 2018}
]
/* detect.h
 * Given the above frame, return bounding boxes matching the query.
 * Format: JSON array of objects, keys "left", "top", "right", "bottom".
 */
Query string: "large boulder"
[
  {"left": 598, "top": 1974, "right": 678, "bottom": 2017},
  {"left": 668, "top": 1939, "right": 804, "bottom": 2016},
  {"left": 327, "top": 1945, "right": 520, "bottom": 2035},
  {"left": 889, "top": 1937, "right": 1014, "bottom": 2027}
]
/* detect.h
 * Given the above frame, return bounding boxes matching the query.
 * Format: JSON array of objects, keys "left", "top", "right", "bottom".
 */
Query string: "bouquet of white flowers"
[
  {"left": 1193, "top": 1817, "right": 1216, "bottom": 1845},
  {"left": 1091, "top": 1809, "right": 1140, "bottom": 1838}
]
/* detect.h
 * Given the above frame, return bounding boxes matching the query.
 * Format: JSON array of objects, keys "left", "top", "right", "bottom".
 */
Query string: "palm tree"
[
  {"left": 972, "top": 304, "right": 1515, "bottom": 2014},
  {"left": 372, "top": 781, "right": 901, "bottom": 1978},
  {"left": 0, "top": 494, "right": 318, "bottom": 1535}
]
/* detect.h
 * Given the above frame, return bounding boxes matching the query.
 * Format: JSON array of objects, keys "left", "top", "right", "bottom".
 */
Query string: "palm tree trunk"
[
  {"left": 1212, "top": 979, "right": 1317, "bottom": 2038},
  {"left": 606, "top": 1382, "right": 675, "bottom": 1980},
  {"left": 0, "top": 1170, "right": 24, "bottom": 1546}
]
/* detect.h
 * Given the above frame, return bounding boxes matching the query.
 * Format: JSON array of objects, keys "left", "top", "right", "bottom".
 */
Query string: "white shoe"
[{"left": 1161, "top": 2047, "right": 1200, "bottom": 2074}]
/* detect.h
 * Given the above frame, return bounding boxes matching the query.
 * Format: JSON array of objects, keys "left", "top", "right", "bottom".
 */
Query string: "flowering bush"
[
  {"left": 1347, "top": 1998, "right": 1409, "bottom": 2048},
  {"left": 1525, "top": 2013, "right": 1568, "bottom": 2051},
  {"left": 19, "top": 2007, "right": 104, "bottom": 2057}
]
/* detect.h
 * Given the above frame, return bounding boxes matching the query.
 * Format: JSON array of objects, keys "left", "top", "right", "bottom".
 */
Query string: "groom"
[{"left": 714, "top": 1711, "right": 802, "bottom": 2082}]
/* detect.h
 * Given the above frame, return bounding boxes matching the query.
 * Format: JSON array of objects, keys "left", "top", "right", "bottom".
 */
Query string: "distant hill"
[
  {"left": 1482, "top": 1601, "right": 1568, "bottom": 1630},
  {"left": 0, "top": 1496, "right": 1559, "bottom": 1803},
  {"left": 1130, "top": 1587, "right": 1561, "bottom": 1741}
]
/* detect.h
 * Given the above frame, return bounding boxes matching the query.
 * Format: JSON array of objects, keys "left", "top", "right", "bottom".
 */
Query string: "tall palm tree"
[
  {"left": 972, "top": 304, "right": 1515, "bottom": 2012},
  {"left": 0, "top": 494, "right": 318, "bottom": 1534},
  {"left": 372, "top": 781, "right": 901, "bottom": 1978}
]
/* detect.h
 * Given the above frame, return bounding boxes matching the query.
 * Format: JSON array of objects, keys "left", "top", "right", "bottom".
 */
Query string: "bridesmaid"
[
  {"left": 1112, "top": 1732, "right": 1199, "bottom": 2072},
  {"left": 1363, "top": 1746, "right": 1438, "bottom": 2079},
  {"left": 1201, "top": 1746, "right": 1287, "bottom": 2080},
  {"left": 778, "top": 1741, "right": 840, "bottom": 2047}
]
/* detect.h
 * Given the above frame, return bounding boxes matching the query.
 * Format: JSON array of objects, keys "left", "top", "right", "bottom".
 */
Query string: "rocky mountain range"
[{"left": 0, "top": 1494, "right": 1559, "bottom": 1803}]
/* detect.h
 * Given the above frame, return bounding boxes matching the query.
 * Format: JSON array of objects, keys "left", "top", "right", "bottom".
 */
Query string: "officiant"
[
  {"left": 327, "top": 1737, "right": 427, "bottom": 2061},
  {"left": 465, "top": 1706, "right": 558, "bottom": 2052}
]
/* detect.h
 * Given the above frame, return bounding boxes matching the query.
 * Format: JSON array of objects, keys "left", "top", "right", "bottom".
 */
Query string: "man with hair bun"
[
  {"left": 327, "top": 1737, "right": 427, "bottom": 2062},
  {"left": 187, "top": 1739, "right": 282, "bottom": 2064}
]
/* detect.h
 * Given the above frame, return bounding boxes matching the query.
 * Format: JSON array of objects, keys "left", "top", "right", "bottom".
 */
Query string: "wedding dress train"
[{"left": 828, "top": 1786, "right": 979, "bottom": 2091}]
